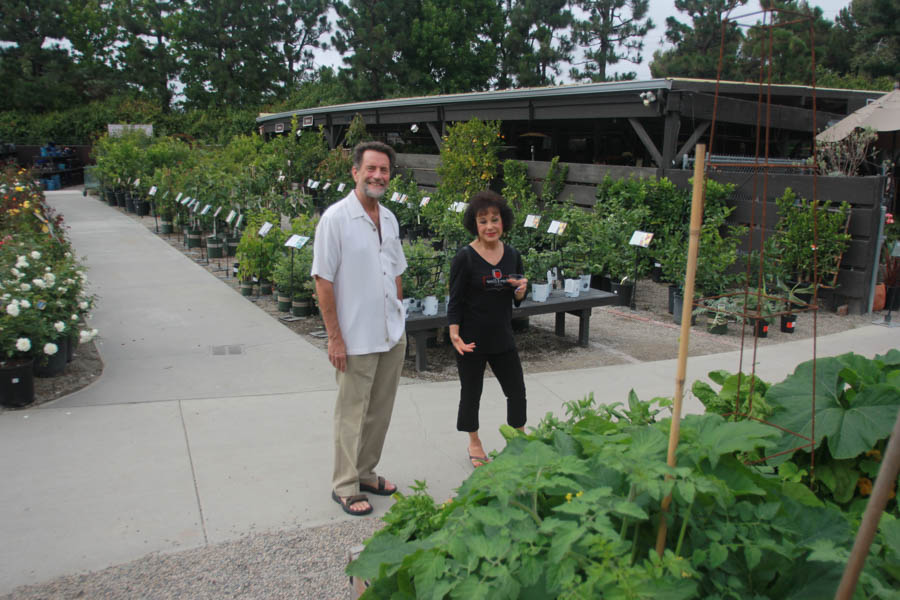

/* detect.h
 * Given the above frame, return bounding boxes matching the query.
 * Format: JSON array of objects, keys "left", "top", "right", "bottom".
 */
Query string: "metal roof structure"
[{"left": 257, "top": 78, "right": 884, "bottom": 169}]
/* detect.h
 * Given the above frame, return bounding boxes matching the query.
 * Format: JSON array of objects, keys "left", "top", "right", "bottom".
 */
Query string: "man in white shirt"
[{"left": 312, "top": 141, "right": 407, "bottom": 516}]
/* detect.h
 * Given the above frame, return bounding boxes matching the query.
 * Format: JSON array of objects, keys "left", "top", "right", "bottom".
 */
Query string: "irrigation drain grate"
[{"left": 211, "top": 344, "right": 243, "bottom": 356}]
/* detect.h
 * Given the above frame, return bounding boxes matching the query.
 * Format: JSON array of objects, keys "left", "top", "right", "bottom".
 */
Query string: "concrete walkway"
[{"left": 0, "top": 190, "right": 896, "bottom": 594}]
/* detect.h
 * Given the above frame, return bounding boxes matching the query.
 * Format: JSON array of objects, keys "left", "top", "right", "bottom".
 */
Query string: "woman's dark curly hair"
[{"left": 463, "top": 190, "right": 515, "bottom": 236}]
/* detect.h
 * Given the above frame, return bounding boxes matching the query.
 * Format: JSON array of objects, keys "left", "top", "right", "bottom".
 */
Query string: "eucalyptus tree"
[
  {"left": 270, "top": 0, "right": 331, "bottom": 91},
  {"left": 496, "top": 0, "right": 574, "bottom": 88},
  {"left": 175, "top": 0, "right": 284, "bottom": 107},
  {"left": 332, "top": 0, "right": 502, "bottom": 100},
  {"left": 650, "top": 0, "right": 749, "bottom": 80},
  {"left": 569, "top": 0, "right": 654, "bottom": 82},
  {"left": 113, "top": 0, "right": 182, "bottom": 110}
]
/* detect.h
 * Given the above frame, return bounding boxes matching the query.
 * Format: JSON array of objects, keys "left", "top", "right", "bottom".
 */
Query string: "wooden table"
[{"left": 404, "top": 288, "right": 619, "bottom": 371}]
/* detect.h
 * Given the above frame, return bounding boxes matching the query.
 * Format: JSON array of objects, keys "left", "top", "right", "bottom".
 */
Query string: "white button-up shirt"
[{"left": 311, "top": 190, "right": 407, "bottom": 355}]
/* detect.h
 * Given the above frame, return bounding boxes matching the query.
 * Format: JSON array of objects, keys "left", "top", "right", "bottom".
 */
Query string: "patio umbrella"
[{"left": 817, "top": 87, "right": 900, "bottom": 143}]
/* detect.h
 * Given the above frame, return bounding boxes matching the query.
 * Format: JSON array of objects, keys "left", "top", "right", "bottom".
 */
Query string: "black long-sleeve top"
[{"left": 447, "top": 243, "right": 524, "bottom": 355}]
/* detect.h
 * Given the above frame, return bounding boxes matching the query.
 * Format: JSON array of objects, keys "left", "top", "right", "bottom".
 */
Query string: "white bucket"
[
  {"left": 564, "top": 278, "right": 581, "bottom": 298},
  {"left": 579, "top": 274, "right": 591, "bottom": 292},
  {"left": 531, "top": 282, "right": 551, "bottom": 302},
  {"left": 422, "top": 295, "right": 439, "bottom": 316}
]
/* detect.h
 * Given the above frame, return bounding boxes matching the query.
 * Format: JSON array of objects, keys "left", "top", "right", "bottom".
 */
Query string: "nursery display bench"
[{"left": 404, "top": 288, "right": 618, "bottom": 371}]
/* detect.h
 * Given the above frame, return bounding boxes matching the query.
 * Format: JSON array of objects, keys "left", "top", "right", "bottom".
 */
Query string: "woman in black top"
[{"left": 447, "top": 190, "right": 528, "bottom": 467}]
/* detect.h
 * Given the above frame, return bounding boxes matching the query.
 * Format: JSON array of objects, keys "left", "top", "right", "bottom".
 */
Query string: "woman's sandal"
[
  {"left": 359, "top": 475, "right": 397, "bottom": 496},
  {"left": 332, "top": 490, "right": 373, "bottom": 516},
  {"left": 468, "top": 452, "right": 491, "bottom": 468}
]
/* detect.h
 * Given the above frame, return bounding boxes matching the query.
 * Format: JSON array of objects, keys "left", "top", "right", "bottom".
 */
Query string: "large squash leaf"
[{"left": 767, "top": 354, "right": 900, "bottom": 460}]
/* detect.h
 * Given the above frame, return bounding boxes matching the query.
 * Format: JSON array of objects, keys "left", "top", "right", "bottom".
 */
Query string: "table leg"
[
  {"left": 555, "top": 312, "right": 565, "bottom": 337},
  {"left": 413, "top": 331, "right": 430, "bottom": 371},
  {"left": 577, "top": 309, "right": 591, "bottom": 347}
]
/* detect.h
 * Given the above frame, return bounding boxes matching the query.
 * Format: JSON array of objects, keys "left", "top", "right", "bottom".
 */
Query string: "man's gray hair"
[{"left": 351, "top": 141, "right": 396, "bottom": 172}]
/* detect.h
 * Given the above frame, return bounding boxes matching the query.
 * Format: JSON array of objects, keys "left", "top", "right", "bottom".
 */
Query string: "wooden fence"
[{"left": 396, "top": 153, "right": 887, "bottom": 313}]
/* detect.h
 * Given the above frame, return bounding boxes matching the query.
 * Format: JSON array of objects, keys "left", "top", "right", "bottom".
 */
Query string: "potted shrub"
[
  {"left": 771, "top": 188, "right": 851, "bottom": 291},
  {"left": 524, "top": 248, "right": 560, "bottom": 303}
]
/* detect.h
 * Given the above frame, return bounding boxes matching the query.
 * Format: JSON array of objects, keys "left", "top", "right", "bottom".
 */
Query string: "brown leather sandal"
[{"left": 332, "top": 490, "right": 373, "bottom": 516}]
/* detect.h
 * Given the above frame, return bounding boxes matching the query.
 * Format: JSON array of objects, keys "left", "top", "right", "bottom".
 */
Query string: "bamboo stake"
[
  {"left": 656, "top": 144, "right": 706, "bottom": 557},
  {"left": 834, "top": 407, "right": 900, "bottom": 599}
]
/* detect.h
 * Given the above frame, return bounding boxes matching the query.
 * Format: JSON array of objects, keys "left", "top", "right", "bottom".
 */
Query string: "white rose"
[
  {"left": 79, "top": 330, "right": 91, "bottom": 343},
  {"left": 15, "top": 338, "right": 31, "bottom": 352},
  {"left": 5, "top": 303, "right": 19, "bottom": 317},
  {"left": 64, "top": 252, "right": 72, "bottom": 258},
  {"left": 1, "top": 293, "right": 9, "bottom": 300},
  {"left": 78, "top": 301, "right": 89, "bottom": 309},
  {"left": 58, "top": 287, "right": 67, "bottom": 293},
  {"left": 30, "top": 251, "right": 41, "bottom": 260},
  {"left": 43, "top": 343, "right": 58, "bottom": 355},
  {"left": 45, "top": 266, "right": 51, "bottom": 272},
  {"left": 71, "top": 314, "right": 78, "bottom": 321},
  {"left": 19, "top": 283, "right": 30, "bottom": 291},
  {"left": 54, "top": 321, "right": 66, "bottom": 332},
  {"left": 32, "top": 278, "right": 46, "bottom": 289},
  {"left": 10, "top": 268, "right": 22, "bottom": 279},
  {"left": 44, "top": 273, "right": 55, "bottom": 284},
  {"left": 19, "top": 299, "right": 30, "bottom": 309},
  {"left": 15, "top": 257, "right": 28, "bottom": 268}
]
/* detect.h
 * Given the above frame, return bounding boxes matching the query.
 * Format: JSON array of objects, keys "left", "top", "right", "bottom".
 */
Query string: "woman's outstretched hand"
[
  {"left": 508, "top": 276, "right": 528, "bottom": 300},
  {"left": 450, "top": 332, "right": 476, "bottom": 355}
]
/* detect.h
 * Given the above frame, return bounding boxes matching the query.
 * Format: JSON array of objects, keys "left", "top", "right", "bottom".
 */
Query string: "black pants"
[{"left": 456, "top": 348, "right": 527, "bottom": 432}]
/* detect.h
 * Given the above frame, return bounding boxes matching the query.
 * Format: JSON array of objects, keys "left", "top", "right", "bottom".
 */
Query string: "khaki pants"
[{"left": 333, "top": 337, "right": 406, "bottom": 497}]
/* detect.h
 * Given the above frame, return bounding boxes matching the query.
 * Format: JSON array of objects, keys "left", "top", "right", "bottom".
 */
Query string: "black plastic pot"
[
  {"left": 750, "top": 318, "right": 769, "bottom": 338},
  {"left": 780, "top": 313, "right": 796, "bottom": 333},
  {"left": 672, "top": 293, "right": 696, "bottom": 326},
  {"left": 590, "top": 274, "right": 611, "bottom": 291},
  {"left": 34, "top": 347, "right": 67, "bottom": 378},
  {"left": 609, "top": 282, "right": 633, "bottom": 307},
  {"left": 0, "top": 358, "right": 34, "bottom": 408}
]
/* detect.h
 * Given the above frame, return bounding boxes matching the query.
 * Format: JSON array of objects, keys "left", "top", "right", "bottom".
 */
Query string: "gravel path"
[{"left": 2, "top": 519, "right": 383, "bottom": 600}]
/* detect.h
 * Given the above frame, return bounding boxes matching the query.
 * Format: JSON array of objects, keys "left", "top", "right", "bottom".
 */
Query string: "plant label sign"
[
  {"left": 180, "top": 195, "right": 191, "bottom": 205},
  {"left": 133, "top": 178, "right": 140, "bottom": 186},
  {"left": 284, "top": 235, "right": 310, "bottom": 250},
  {"left": 524, "top": 214, "right": 541, "bottom": 228},
  {"left": 323, "top": 182, "right": 331, "bottom": 190},
  {"left": 192, "top": 201, "right": 201, "bottom": 213},
  {"left": 307, "top": 179, "right": 314, "bottom": 187},
  {"left": 390, "top": 192, "right": 401, "bottom": 203},
  {"left": 420, "top": 196, "right": 430, "bottom": 207},
  {"left": 213, "top": 206, "right": 222, "bottom": 218},
  {"left": 337, "top": 183, "right": 346, "bottom": 192},
  {"left": 258, "top": 222, "right": 273, "bottom": 237},
  {"left": 200, "top": 204, "right": 212, "bottom": 215},
  {"left": 629, "top": 231, "right": 653, "bottom": 248},
  {"left": 547, "top": 220, "right": 567, "bottom": 235},
  {"left": 235, "top": 214, "right": 244, "bottom": 229},
  {"left": 175, "top": 192, "right": 183, "bottom": 203},
  {"left": 226, "top": 210, "right": 236, "bottom": 225},
  {"left": 312, "top": 180, "right": 320, "bottom": 189},
  {"left": 148, "top": 186, "right": 157, "bottom": 196}
]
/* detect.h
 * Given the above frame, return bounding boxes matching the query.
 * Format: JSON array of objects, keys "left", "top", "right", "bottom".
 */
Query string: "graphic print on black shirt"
[{"left": 483, "top": 267, "right": 509, "bottom": 291}]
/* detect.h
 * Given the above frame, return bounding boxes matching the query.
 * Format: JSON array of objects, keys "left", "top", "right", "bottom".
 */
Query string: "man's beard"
[{"left": 364, "top": 181, "right": 386, "bottom": 199}]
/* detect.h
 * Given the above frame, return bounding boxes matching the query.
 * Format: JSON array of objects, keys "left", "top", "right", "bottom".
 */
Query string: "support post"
[{"left": 656, "top": 144, "right": 706, "bottom": 556}]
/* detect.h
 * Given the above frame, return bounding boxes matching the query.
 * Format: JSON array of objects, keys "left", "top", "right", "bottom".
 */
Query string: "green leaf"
[
  {"left": 806, "top": 539, "right": 848, "bottom": 563},
  {"left": 744, "top": 544, "right": 762, "bottom": 570},
  {"left": 611, "top": 500, "right": 649, "bottom": 521},
  {"left": 470, "top": 505, "right": 510, "bottom": 527},
  {"left": 879, "top": 516, "right": 900, "bottom": 556},
  {"left": 767, "top": 356, "right": 900, "bottom": 460},
  {"left": 347, "top": 533, "right": 430, "bottom": 580},
  {"left": 708, "top": 542, "right": 729, "bottom": 568}
]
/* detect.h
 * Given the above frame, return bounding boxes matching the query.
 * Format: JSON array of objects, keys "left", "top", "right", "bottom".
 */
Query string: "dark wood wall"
[{"left": 396, "top": 153, "right": 886, "bottom": 313}]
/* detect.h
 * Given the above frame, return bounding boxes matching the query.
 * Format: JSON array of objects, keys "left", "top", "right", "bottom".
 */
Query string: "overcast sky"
[{"left": 314, "top": 0, "right": 853, "bottom": 83}]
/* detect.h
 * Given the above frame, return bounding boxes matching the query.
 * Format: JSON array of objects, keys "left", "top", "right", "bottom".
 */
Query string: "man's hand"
[{"left": 328, "top": 334, "right": 348, "bottom": 372}]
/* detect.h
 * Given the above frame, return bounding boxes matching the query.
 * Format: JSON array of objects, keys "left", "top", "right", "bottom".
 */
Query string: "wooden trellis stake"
[{"left": 656, "top": 144, "right": 706, "bottom": 556}]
